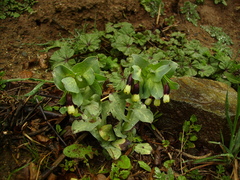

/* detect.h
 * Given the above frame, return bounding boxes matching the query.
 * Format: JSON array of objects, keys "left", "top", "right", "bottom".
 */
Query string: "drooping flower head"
[
  {"left": 131, "top": 83, "right": 140, "bottom": 102},
  {"left": 123, "top": 74, "right": 133, "bottom": 95},
  {"left": 163, "top": 84, "right": 170, "bottom": 103}
]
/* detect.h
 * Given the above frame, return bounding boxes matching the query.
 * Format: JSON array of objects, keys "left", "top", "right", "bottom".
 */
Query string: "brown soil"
[
  {"left": 0, "top": 0, "right": 240, "bottom": 179},
  {"left": 0, "top": 0, "right": 240, "bottom": 80}
]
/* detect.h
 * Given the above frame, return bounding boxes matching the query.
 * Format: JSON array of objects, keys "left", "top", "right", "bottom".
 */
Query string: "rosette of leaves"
[{"left": 52, "top": 56, "right": 106, "bottom": 107}]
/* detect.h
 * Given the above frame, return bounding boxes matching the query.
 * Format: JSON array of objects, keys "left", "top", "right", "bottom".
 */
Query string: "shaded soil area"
[{"left": 0, "top": 0, "right": 240, "bottom": 179}]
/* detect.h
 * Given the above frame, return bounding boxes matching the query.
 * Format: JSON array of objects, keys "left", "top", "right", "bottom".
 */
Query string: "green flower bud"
[
  {"left": 154, "top": 99, "right": 161, "bottom": 106},
  {"left": 132, "top": 94, "right": 140, "bottom": 102},
  {"left": 145, "top": 98, "right": 152, "bottom": 105}
]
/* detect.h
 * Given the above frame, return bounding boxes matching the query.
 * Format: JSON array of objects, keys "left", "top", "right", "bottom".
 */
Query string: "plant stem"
[
  {"left": 156, "top": 3, "right": 161, "bottom": 25},
  {"left": 4, "top": 78, "right": 54, "bottom": 83}
]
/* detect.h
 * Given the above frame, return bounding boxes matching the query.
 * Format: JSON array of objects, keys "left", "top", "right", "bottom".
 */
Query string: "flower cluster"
[{"left": 123, "top": 74, "right": 171, "bottom": 106}]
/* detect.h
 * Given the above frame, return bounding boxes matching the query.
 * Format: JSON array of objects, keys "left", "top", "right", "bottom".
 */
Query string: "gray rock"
[{"left": 154, "top": 76, "right": 237, "bottom": 145}]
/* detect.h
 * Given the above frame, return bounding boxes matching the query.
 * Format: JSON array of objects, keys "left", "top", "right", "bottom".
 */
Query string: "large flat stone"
[{"left": 154, "top": 77, "right": 237, "bottom": 145}]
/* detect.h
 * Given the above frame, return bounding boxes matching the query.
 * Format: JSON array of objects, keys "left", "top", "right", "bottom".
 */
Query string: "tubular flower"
[
  {"left": 131, "top": 83, "right": 140, "bottom": 102},
  {"left": 66, "top": 93, "right": 78, "bottom": 115},
  {"left": 163, "top": 84, "right": 170, "bottom": 103},
  {"left": 123, "top": 74, "right": 133, "bottom": 94}
]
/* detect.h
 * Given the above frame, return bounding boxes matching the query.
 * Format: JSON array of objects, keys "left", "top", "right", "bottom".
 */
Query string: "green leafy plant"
[
  {"left": 154, "top": 160, "right": 186, "bottom": 180},
  {"left": 63, "top": 144, "right": 98, "bottom": 168},
  {"left": 186, "top": 169, "right": 203, "bottom": 180},
  {"left": 47, "top": 22, "right": 180, "bottom": 159},
  {"left": 215, "top": 165, "right": 231, "bottom": 180},
  {"left": 201, "top": 25, "right": 233, "bottom": 45},
  {"left": 140, "top": 0, "right": 164, "bottom": 18},
  {"left": 110, "top": 155, "right": 132, "bottom": 180},
  {"left": 179, "top": 115, "right": 202, "bottom": 149},
  {"left": 59, "top": 159, "right": 78, "bottom": 172},
  {"left": 195, "top": 0, "right": 204, "bottom": 5},
  {"left": 43, "top": 22, "right": 240, "bottom": 161},
  {"left": 138, "top": 160, "right": 151, "bottom": 172},
  {"left": 0, "top": 0, "right": 36, "bottom": 19},
  {"left": 194, "top": 86, "right": 240, "bottom": 179},
  {"left": 213, "top": 0, "right": 227, "bottom": 6},
  {"left": 180, "top": 1, "right": 200, "bottom": 26}
]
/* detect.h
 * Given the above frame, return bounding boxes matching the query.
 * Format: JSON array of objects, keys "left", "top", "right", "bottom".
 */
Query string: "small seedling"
[
  {"left": 140, "top": 0, "right": 164, "bottom": 18},
  {"left": 213, "top": 0, "right": 227, "bottom": 6},
  {"left": 180, "top": 1, "right": 200, "bottom": 26},
  {"left": 179, "top": 115, "right": 202, "bottom": 149},
  {"left": 0, "top": 0, "right": 36, "bottom": 19},
  {"left": 110, "top": 155, "right": 132, "bottom": 179},
  {"left": 154, "top": 160, "right": 186, "bottom": 180},
  {"left": 59, "top": 159, "right": 78, "bottom": 172}
]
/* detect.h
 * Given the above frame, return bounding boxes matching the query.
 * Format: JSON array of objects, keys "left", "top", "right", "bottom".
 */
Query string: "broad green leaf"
[
  {"left": 83, "top": 101, "right": 101, "bottom": 117},
  {"left": 112, "top": 34, "right": 140, "bottom": 55},
  {"left": 72, "top": 92, "right": 83, "bottom": 106},
  {"left": 141, "top": 77, "right": 152, "bottom": 99},
  {"left": 138, "top": 161, "right": 151, "bottom": 172},
  {"left": 61, "top": 77, "right": 80, "bottom": 93},
  {"left": 99, "top": 124, "right": 116, "bottom": 141},
  {"left": 101, "top": 101, "right": 111, "bottom": 121},
  {"left": 134, "top": 143, "right": 152, "bottom": 155},
  {"left": 150, "top": 81, "right": 163, "bottom": 99},
  {"left": 163, "top": 76, "right": 179, "bottom": 90},
  {"left": 154, "top": 60, "right": 178, "bottom": 78},
  {"left": 122, "top": 116, "right": 139, "bottom": 132},
  {"left": 113, "top": 123, "right": 127, "bottom": 139},
  {"left": 63, "top": 144, "right": 97, "bottom": 159},
  {"left": 72, "top": 118, "right": 101, "bottom": 134},
  {"left": 132, "top": 54, "right": 149, "bottom": 69},
  {"left": 109, "top": 93, "right": 127, "bottom": 121},
  {"left": 131, "top": 104, "right": 154, "bottom": 123},
  {"left": 116, "top": 155, "right": 132, "bottom": 169},
  {"left": 50, "top": 46, "right": 74, "bottom": 62},
  {"left": 82, "top": 68, "right": 95, "bottom": 85},
  {"left": 132, "top": 65, "right": 142, "bottom": 81},
  {"left": 153, "top": 64, "right": 172, "bottom": 82},
  {"left": 102, "top": 143, "right": 122, "bottom": 160},
  {"left": 90, "top": 80, "right": 102, "bottom": 95},
  {"left": 75, "top": 75, "right": 88, "bottom": 88},
  {"left": 72, "top": 56, "right": 100, "bottom": 74},
  {"left": 76, "top": 33, "right": 101, "bottom": 51},
  {"left": 53, "top": 65, "right": 74, "bottom": 91}
]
